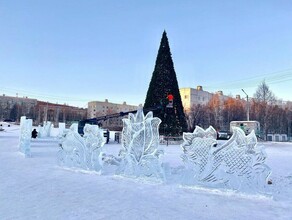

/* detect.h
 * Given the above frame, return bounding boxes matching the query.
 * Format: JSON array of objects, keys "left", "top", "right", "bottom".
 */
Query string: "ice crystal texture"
[
  {"left": 38, "top": 121, "right": 52, "bottom": 138},
  {"left": 181, "top": 126, "right": 271, "bottom": 192},
  {"left": 58, "top": 123, "right": 66, "bottom": 137},
  {"left": 58, "top": 123, "right": 105, "bottom": 171},
  {"left": 117, "top": 109, "right": 164, "bottom": 180},
  {"left": 19, "top": 116, "right": 32, "bottom": 157}
]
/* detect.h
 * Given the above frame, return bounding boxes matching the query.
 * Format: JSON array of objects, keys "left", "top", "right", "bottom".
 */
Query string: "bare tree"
[
  {"left": 207, "top": 94, "right": 223, "bottom": 130},
  {"left": 222, "top": 98, "right": 245, "bottom": 128},
  {"left": 253, "top": 80, "right": 276, "bottom": 139},
  {"left": 254, "top": 80, "right": 276, "bottom": 104},
  {"left": 186, "top": 104, "right": 206, "bottom": 131}
]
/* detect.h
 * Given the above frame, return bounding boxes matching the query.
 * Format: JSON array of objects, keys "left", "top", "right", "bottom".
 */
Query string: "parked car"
[{"left": 217, "top": 130, "right": 231, "bottom": 140}]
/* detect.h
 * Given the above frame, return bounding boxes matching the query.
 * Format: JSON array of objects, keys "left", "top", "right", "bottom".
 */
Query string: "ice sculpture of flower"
[
  {"left": 117, "top": 109, "right": 164, "bottom": 179},
  {"left": 181, "top": 126, "right": 272, "bottom": 193}
]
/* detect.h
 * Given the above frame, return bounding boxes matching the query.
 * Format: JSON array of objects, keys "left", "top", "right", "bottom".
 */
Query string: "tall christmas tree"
[{"left": 144, "top": 31, "right": 187, "bottom": 136}]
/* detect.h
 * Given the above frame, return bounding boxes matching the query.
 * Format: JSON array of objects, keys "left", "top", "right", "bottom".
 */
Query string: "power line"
[
  {"left": 0, "top": 87, "right": 89, "bottom": 103},
  {"left": 0, "top": 86, "right": 91, "bottom": 103},
  {"left": 204, "top": 68, "right": 292, "bottom": 90}
]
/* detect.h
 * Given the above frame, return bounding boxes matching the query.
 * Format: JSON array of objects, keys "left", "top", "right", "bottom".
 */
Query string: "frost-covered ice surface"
[{"left": 1, "top": 125, "right": 292, "bottom": 220}]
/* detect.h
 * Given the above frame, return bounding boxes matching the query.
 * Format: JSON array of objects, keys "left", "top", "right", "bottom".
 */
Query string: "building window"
[{"left": 184, "top": 95, "right": 188, "bottom": 99}]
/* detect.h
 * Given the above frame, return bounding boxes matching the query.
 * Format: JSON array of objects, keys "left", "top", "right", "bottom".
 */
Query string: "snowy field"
[{"left": 1, "top": 124, "right": 292, "bottom": 220}]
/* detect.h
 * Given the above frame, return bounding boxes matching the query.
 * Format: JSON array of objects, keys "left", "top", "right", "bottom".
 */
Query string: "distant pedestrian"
[
  {"left": 31, "top": 129, "right": 38, "bottom": 138},
  {"left": 106, "top": 129, "right": 110, "bottom": 144}
]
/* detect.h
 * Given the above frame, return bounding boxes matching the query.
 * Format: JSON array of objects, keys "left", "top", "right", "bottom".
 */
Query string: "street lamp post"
[{"left": 242, "top": 89, "right": 249, "bottom": 121}]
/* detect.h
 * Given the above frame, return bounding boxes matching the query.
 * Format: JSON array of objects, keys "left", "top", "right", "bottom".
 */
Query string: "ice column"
[
  {"left": 19, "top": 116, "right": 32, "bottom": 157},
  {"left": 58, "top": 122, "right": 66, "bottom": 137}
]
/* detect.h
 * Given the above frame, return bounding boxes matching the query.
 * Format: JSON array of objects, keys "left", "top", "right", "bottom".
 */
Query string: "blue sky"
[{"left": 1, "top": 0, "right": 292, "bottom": 107}]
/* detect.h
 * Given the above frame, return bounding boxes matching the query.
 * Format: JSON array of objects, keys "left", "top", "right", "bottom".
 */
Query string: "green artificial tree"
[{"left": 144, "top": 31, "right": 187, "bottom": 136}]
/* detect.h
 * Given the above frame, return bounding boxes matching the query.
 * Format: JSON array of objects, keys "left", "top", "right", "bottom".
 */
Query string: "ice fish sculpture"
[
  {"left": 117, "top": 109, "right": 164, "bottom": 180},
  {"left": 181, "top": 126, "right": 218, "bottom": 184},
  {"left": 19, "top": 116, "right": 32, "bottom": 157},
  {"left": 181, "top": 126, "right": 271, "bottom": 193},
  {"left": 57, "top": 123, "right": 105, "bottom": 172}
]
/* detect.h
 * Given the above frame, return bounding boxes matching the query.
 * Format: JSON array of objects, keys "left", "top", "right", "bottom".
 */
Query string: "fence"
[{"left": 159, "top": 136, "right": 183, "bottom": 146}]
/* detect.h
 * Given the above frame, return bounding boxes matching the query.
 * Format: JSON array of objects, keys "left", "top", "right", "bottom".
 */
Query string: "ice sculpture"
[
  {"left": 181, "top": 126, "right": 271, "bottom": 193},
  {"left": 83, "top": 124, "right": 106, "bottom": 170},
  {"left": 38, "top": 121, "right": 52, "bottom": 138},
  {"left": 57, "top": 123, "right": 105, "bottom": 171},
  {"left": 58, "top": 122, "right": 66, "bottom": 137},
  {"left": 19, "top": 116, "right": 32, "bottom": 157},
  {"left": 117, "top": 109, "right": 164, "bottom": 180}
]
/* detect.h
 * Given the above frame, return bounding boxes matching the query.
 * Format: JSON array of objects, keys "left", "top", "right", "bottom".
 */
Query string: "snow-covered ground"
[{"left": 1, "top": 124, "right": 292, "bottom": 220}]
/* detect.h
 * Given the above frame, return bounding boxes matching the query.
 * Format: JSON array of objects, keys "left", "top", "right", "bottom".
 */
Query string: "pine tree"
[{"left": 144, "top": 31, "right": 187, "bottom": 136}]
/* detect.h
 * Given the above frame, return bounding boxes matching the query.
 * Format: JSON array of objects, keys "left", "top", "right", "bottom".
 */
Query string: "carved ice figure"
[
  {"left": 57, "top": 123, "right": 85, "bottom": 168},
  {"left": 205, "top": 127, "right": 272, "bottom": 192},
  {"left": 181, "top": 126, "right": 218, "bottom": 184},
  {"left": 37, "top": 125, "right": 42, "bottom": 137},
  {"left": 181, "top": 126, "right": 271, "bottom": 193},
  {"left": 57, "top": 123, "right": 105, "bottom": 171},
  {"left": 19, "top": 116, "right": 32, "bottom": 157},
  {"left": 58, "top": 122, "right": 66, "bottom": 137},
  {"left": 38, "top": 121, "right": 52, "bottom": 138},
  {"left": 83, "top": 124, "right": 106, "bottom": 170},
  {"left": 117, "top": 109, "right": 164, "bottom": 179}
]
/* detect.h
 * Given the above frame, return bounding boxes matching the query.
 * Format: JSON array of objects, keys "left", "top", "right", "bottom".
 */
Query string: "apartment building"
[
  {"left": 180, "top": 86, "right": 234, "bottom": 112},
  {"left": 0, "top": 94, "right": 38, "bottom": 121},
  {"left": 87, "top": 99, "right": 139, "bottom": 130},
  {"left": 0, "top": 94, "right": 87, "bottom": 126},
  {"left": 179, "top": 86, "right": 213, "bottom": 111},
  {"left": 36, "top": 101, "right": 87, "bottom": 126}
]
